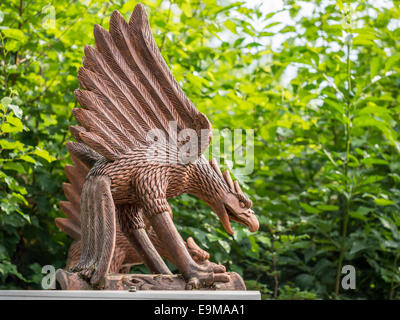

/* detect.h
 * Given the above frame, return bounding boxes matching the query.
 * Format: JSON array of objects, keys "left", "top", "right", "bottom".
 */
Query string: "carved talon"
[
  {"left": 70, "top": 262, "right": 96, "bottom": 281},
  {"left": 210, "top": 263, "right": 226, "bottom": 273},
  {"left": 79, "top": 268, "right": 95, "bottom": 281},
  {"left": 185, "top": 278, "right": 199, "bottom": 290},
  {"left": 184, "top": 261, "right": 230, "bottom": 290},
  {"left": 185, "top": 237, "right": 227, "bottom": 274},
  {"left": 192, "top": 254, "right": 226, "bottom": 273},
  {"left": 185, "top": 270, "right": 230, "bottom": 290},
  {"left": 70, "top": 263, "right": 86, "bottom": 273},
  {"left": 186, "top": 237, "right": 210, "bottom": 262},
  {"left": 186, "top": 273, "right": 213, "bottom": 290}
]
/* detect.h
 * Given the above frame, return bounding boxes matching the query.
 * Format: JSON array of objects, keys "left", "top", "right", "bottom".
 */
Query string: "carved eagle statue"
[
  {"left": 56, "top": 152, "right": 219, "bottom": 274},
  {"left": 58, "top": 3, "right": 259, "bottom": 289}
]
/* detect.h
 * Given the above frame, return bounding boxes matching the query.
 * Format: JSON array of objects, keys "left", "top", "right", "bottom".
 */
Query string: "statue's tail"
[{"left": 55, "top": 142, "right": 101, "bottom": 240}]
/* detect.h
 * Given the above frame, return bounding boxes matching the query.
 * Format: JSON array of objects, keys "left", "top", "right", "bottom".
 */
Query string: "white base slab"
[{"left": 0, "top": 290, "right": 261, "bottom": 300}]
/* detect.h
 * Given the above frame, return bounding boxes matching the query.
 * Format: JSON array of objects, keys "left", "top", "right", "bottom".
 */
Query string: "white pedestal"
[{"left": 0, "top": 290, "right": 261, "bottom": 300}]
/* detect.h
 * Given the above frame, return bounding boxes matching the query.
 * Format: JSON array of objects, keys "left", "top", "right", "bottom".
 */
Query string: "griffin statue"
[{"left": 55, "top": 3, "right": 259, "bottom": 290}]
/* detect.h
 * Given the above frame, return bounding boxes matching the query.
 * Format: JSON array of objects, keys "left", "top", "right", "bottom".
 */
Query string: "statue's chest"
[
  {"left": 165, "top": 166, "right": 190, "bottom": 199},
  {"left": 91, "top": 156, "right": 189, "bottom": 203}
]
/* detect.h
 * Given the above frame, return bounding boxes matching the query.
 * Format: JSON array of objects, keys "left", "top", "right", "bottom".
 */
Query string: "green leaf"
[
  {"left": 181, "top": 2, "right": 192, "bottom": 17},
  {"left": 218, "top": 239, "right": 231, "bottom": 253},
  {"left": 0, "top": 260, "right": 27, "bottom": 282},
  {"left": 33, "top": 148, "right": 56, "bottom": 163},
  {"left": 11, "top": 192, "right": 28, "bottom": 206},
  {"left": 1, "top": 121, "right": 23, "bottom": 133},
  {"left": 1, "top": 28, "right": 26, "bottom": 42},
  {"left": 370, "top": 56, "right": 380, "bottom": 78},
  {"left": 224, "top": 20, "right": 237, "bottom": 34},
  {"left": 349, "top": 211, "right": 368, "bottom": 222},
  {"left": 249, "top": 236, "right": 259, "bottom": 253},
  {"left": 19, "top": 155, "right": 36, "bottom": 164},
  {"left": 5, "top": 39, "right": 20, "bottom": 52},
  {"left": 353, "top": 35, "right": 375, "bottom": 46},
  {"left": 257, "top": 235, "right": 271, "bottom": 247},
  {"left": 295, "top": 274, "right": 315, "bottom": 288},
  {"left": 374, "top": 198, "right": 394, "bottom": 206},
  {"left": 0, "top": 139, "right": 24, "bottom": 150},
  {"left": 299, "top": 203, "right": 320, "bottom": 214},
  {"left": 384, "top": 54, "right": 400, "bottom": 71},
  {"left": 3, "top": 162, "right": 25, "bottom": 174},
  {"left": 316, "top": 204, "right": 339, "bottom": 211},
  {"left": 349, "top": 241, "right": 369, "bottom": 255}
]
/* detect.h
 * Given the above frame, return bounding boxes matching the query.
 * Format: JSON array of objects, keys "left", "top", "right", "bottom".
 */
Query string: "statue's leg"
[
  {"left": 149, "top": 211, "right": 229, "bottom": 289},
  {"left": 117, "top": 204, "right": 172, "bottom": 275},
  {"left": 70, "top": 176, "right": 116, "bottom": 287}
]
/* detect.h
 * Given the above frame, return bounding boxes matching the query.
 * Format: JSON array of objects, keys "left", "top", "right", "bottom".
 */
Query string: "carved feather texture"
[
  {"left": 66, "top": 141, "right": 101, "bottom": 168},
  {"left": 223, "top": 170, "right": 235, "bottom": 191},
  {"left": 209, "top": 158, "right": 224, "bottom": 179},
  {"left": 72, "top": 3, "right": 212, "bottom": 161},
  {"left": 56, "top": 151, "right": 90, "bottom": 240}
]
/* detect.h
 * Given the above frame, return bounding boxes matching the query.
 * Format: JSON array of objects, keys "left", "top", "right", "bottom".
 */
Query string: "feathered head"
[{"left": 200, "top": 158, "right": 259, "bottom": 235}]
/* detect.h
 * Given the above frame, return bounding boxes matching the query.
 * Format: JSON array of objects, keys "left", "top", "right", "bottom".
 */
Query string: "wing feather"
[
  {"left": 62, "top": 182, "right": 81, "bottom": 212},
  {"left": 129, "top": 6, "right": 198, "bottom": 123},
  {"left": 109, "top": 11, "right": 181, "bottom": 131},
  {"left": 93, "top": 25, "right": 170, "bottom": 136},
  {"left": 66, "top": 141, "right": 101, "bottom": 168},
  {"left": 71, "top": 3, "right": 213, "bottom": 161},
  {"left": 69, "top": 125, "right": 86, "bottom": 142},
  {"left": 59, "top": 201, "right": 80, "bottom": 223},
  {"left": 79, "top": 131, "right": 119, "bottom": 161},
  {"left": 77, "top": 67, "right": 150, "bottom": 143},
  {"left": 83, "top": 44, "right": 157, "bottom": 137},
  {"left": 65, "top": 164, "right": 86, "bottom": 194},
  {"left": 74, "top": 89, "right": 139, "bottom": 150},
  {"left": 73, "top": 108, "right": 127, "bottom": 155},
  {"left": 55, "top": 218, "right": 81, "bottom": 240}
]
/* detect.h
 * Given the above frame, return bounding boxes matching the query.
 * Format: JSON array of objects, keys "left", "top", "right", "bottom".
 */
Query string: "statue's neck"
[{"left": 185, "top": 159, "right": 229, "bottom": 203}]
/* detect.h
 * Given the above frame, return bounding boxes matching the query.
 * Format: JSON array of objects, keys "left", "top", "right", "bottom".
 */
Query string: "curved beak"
[
  {"left": 245, "top": 210, "right": 259, "bottom": 232},
  {"left": 213, "top": 201, "right": 259, "bottom": 235},
  {"left": 230, "top": 208, "right": 259, "bottom": 233}
]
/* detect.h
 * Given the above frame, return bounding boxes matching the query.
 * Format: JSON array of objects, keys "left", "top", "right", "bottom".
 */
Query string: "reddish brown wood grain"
[{"left": 55, "top": 3, "right": 258, "bottom": 290}]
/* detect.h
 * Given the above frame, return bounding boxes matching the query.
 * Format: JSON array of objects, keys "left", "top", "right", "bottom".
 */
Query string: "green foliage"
[{"left": 1, "top": 0, "right": 399, "bottom": 299}]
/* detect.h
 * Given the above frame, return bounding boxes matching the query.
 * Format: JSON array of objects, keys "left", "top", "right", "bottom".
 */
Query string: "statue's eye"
[{"left": 239, "top": 201, "right": 245, "bottom": 208}]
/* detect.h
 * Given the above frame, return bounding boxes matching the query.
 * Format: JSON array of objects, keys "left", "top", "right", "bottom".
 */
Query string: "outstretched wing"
[{"left": 72, "top": 3, "right": 212, "bottom": 162}]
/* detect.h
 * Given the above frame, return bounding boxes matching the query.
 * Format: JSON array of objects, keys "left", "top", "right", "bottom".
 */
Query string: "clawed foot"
[
  {"left": 70, "top": 263, "right": 95, "bottom": 281},
  {"left": 197, "top": 259, "right": 226, "bottom": 272},
  {"left": 186, "top": 236, "right": 226, "bottom": 273},
  {"left": 184, "top": 236, "right": 229, "bottom": 289},
  {"left": 186, "top": 237, "right": 210, "bottom": 262},
  {"left": 185, "top": 263, "right": 230, "bottom": 290}
]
